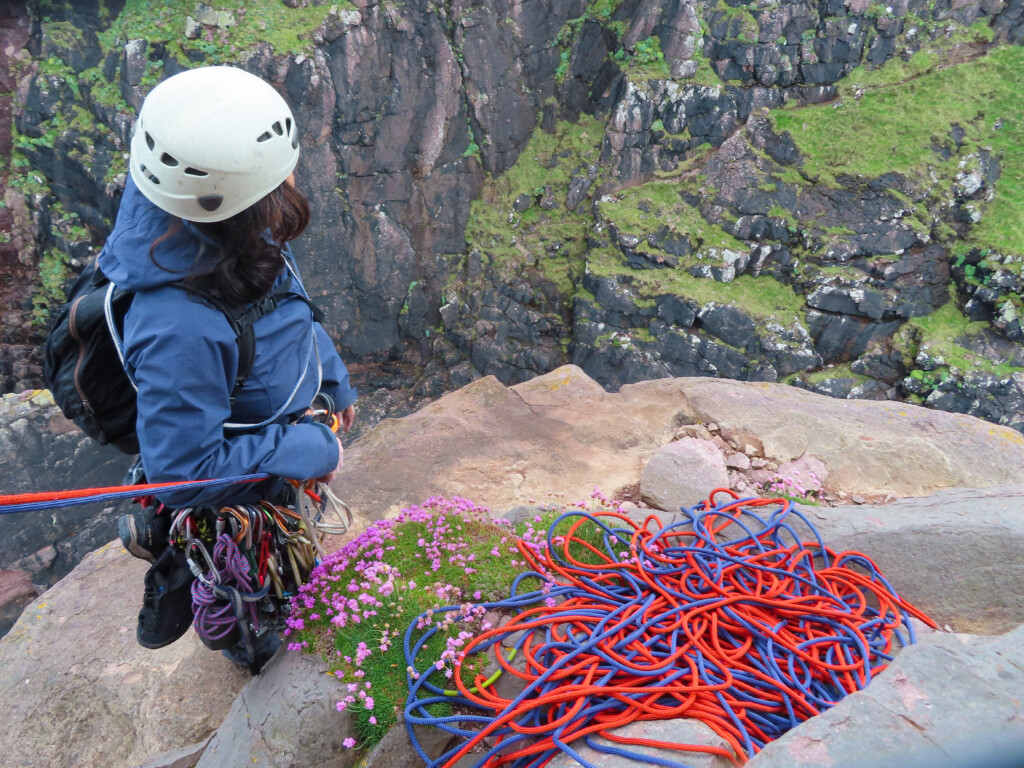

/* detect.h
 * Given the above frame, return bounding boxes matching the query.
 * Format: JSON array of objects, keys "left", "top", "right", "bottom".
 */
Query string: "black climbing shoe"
[
  {"left": 136, "top": 546, "right": 195, "bottom": 649},
  {"left": 222, "top": 630, "right": 282, "bottom": 674},
  {"left": 118, "top": 507, "right": 171, "bottom": 563}
]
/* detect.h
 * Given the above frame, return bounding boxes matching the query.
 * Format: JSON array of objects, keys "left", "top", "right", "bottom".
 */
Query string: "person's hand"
[
  {"left": 337, "top": 404, "right": 356, "bottom": 433},
  {"left": 315, "top": 435, "right": 344, "bottom": 484}
]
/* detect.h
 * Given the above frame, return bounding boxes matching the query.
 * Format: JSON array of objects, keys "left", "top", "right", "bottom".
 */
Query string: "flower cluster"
[
  {"left": 288, "top": 491, "right": 625, "bottom": 752},
  {"left": 756, "top": 469, "right": 822, "bottom": 503},
  {"left": 287, "top": 497, "right": 522, "bottom": 744}
]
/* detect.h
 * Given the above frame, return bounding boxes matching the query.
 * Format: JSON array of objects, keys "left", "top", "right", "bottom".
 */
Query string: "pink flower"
[
  {"left": 369, "top": 716, "right": 377, "bottom": 725},
  {"left": 343, "top": 737, "right": 356, "bottom": 748}
]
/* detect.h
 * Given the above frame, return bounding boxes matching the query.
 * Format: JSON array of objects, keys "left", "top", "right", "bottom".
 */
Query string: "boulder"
[
  {"left": 196, "top": 650, "right": 357, "bottom": 768},
  {"left": 747, "top": 624, "right": 1024, "bottom": 768},
  {"left": 359, "top": 710, "right": 456, "bottom": 768},
  {"left": 0, "top": 569, "right": 37, "bottom": 632},
  {"left": 137, "top": 738, "right": 212, "bottom": 768},
  {"left": 774, "top": 453, "right": 828, "bottom": 493},
  {"left": 331, "top": 367, "right": 1024, "bottom": 524},
  {"left": 3, "top": 369, "right": 1024, "bottom": 766},
  {"left": 0, "top": 542, "right": 250, "bottom": 768},
  {"left": 546, "top": 720, "right": 735, "bottom": 768},
  {"left": 619, "top": 376, "right": 1024, "bottom": 497},
  {"left": 640, "top": 438, "right": 730, "bottom": 512},
  {"left": 809, "top": 486, "right": 1024, "bottom": 635}
]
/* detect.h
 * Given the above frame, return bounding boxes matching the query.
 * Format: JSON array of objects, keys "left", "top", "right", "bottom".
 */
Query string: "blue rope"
[
  {"left": 401, "top": 497, "right": 923, "bottom": 768},
  {"left": 0, "top": 473, "right": 269, "bottom": 514}
]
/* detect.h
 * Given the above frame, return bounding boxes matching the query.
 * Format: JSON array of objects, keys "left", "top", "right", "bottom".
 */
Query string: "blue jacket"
[{"left": 97, "top": 175, "right": 356, "bottom": 508}]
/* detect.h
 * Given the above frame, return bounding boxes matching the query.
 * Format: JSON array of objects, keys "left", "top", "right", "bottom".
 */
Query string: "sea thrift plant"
[
  {"left": 288, "top": 492, "right": 624, "bottom": 750},
  {"left": 756, "top": 468, "right": 823, "bottom": 504}
]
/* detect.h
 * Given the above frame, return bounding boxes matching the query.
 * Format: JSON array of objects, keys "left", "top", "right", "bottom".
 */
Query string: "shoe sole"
[
  {"left": 137, "top": 622, "right": 191, "bottom": 649},
  {"left": 138, "top": 626, "right": 190, "bottom": 651},
  {"left": 119, "top": 515, "right": 157, "bottom": 563}
]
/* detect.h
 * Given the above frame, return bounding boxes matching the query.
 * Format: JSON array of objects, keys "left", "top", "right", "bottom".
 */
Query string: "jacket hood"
[{"left": 98, "top": 172, "right": 220, "bottom": 292}]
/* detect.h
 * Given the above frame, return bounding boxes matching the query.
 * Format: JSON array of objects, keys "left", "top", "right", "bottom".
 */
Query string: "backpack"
[{"left": 44, "top": 260, "right": 299, "bottom": 455}]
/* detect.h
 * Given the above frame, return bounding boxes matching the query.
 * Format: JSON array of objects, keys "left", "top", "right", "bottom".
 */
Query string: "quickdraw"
[{"left": 172, "top": 479, "right": 353, "bottom": 664}]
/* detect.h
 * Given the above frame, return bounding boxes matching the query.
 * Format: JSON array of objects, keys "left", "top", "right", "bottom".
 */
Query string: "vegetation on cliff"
[
  {"left": 445, "top": 0, "right": 1024, "bottom": 426},
  {"left": 5, "top": 0, "right": 1024, "bottom": 431},
  {"left": 288, "top": 494, "right": 611, "bottom": 749}
]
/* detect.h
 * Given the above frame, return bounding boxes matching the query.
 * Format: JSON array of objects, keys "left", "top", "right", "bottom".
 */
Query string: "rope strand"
[
  {"left": 404, "top": 491, "right": 935, "bottom": 768},
  {"left": 0, "top": 473, "right": 269, "bottom": 514}
]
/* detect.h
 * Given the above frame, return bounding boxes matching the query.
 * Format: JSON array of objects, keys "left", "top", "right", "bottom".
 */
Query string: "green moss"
[
  {"left": 615, "top": 36, "right": 671, "bottom": 81},
  {"left": 599, "top": 178, "right": 746, "bottom": 257},
  {"left": 772, "top": 46, "right": 1024, "bottom": 257},
  {"left": 588, "top": 0, "right": 624, "bottom": 21},
  {"left": 685, "top": 51, "right": 725, "bottom": 87},
  {"left": 709, "top": 0, "right": 760, "bottom": 45},
  {"left": 32, "top": 247, "right": 71, "bottom": 327},
  {"left": 68, "top": 103, "right": 94, "bottom": 132},
  {"left": 40, "top": 19, "right": 81, "bottom": 49},
  {"left": 800, "top": 362, "right": 866, "bottom": 385},
  {"left": 462, "top": 114, "right": 606, "bottom": 296},
  {"left": 766, "top": 204, "right": 796, "bottom": 227},
  {"left": 901, "top": 295, "right": 1024, "bottom": 377},
  {"left": 79, "top": 66, "right": 131, "bottom": 112},
  {"left": 586, "top": 249, "right": 805, "bottom": 327},
  {"left": 100, "top": 0, "right": 352, "bottom": 60},
  {"left": 36, "top": 54, "right": 70, "bottom": 77}
]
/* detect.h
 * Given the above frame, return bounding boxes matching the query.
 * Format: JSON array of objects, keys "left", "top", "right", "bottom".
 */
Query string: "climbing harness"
[
  {"left": 403, "top": 490, "right": 936, "bottom": 768},
  {"left": 0, "top": 419, "right": 353, "bottom": 671}
]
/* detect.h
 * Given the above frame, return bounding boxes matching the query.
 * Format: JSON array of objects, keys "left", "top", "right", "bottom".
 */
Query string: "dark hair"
[
  {"left": 189, "top": 181, "right": 310, "bottom": 305},
  {"left": 149, "top": 181, "right": 310, "bottom": 306}
]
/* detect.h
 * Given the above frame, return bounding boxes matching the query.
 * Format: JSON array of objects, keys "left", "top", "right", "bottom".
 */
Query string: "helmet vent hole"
[
  {"left": 160, "top": 153, "right": 179, "bottom": 167},
  {"left": 184, "top": 167, "right": 209, "bottom": 177},
  {"left": 198, "top": 194, "right": 223, "bottom": 212},
  {"left": 140, "top": 165, "right": 160, "bottom": 185},
  {"left": 291, "top": 135, "right": 298, "bottom": 149},
  {"left": 286, "top": 117, "right": 293, "bottom": 135},
  {"left": 272, "top": 121, "right": 283, "bottom": 136},
  {"left": 257, "top": 131, "right": 273, "bottom": 143},
  {"left": 145, "top": 132, "right": 155, "bottom": 151}
]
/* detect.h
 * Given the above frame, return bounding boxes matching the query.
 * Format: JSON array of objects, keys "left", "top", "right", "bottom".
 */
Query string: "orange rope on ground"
[{"left": 404, "top": 490, "right": 936, "bottom": 768}]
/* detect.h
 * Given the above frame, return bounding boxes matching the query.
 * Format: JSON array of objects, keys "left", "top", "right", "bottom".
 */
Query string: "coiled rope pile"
[{"left": 404, "top": 491, "right": 935, "bottom": 768}]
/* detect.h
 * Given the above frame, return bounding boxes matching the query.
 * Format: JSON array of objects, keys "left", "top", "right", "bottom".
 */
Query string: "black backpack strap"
[{"left": 198, "top": 274, "right": 325, "bottom": 405}]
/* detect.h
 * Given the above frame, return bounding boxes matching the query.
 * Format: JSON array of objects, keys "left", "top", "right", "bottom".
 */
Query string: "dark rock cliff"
[
  {"left": 2, "top": 0, "right": 1023, "bottom": 431},
  {"left": 0, "top": 0, "right": 33, "bottom": 393}
]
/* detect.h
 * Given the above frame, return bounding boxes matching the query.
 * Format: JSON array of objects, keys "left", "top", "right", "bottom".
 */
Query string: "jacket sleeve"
[
  {"left": 125, "top": 294, "right": 340, "bottom": 508},
  {"left": 315, "top": 323, "right": 358, "bottom": 412}
]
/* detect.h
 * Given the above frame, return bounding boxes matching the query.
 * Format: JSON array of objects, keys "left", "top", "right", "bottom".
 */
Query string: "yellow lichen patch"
[{"left": 990, "top": 427, "right": 1024, "bottom": 445}]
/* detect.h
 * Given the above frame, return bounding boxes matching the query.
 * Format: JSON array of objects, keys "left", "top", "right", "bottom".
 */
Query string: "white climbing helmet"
[{"left": 129, "top": 66, "right": 299, "bottom": 223}]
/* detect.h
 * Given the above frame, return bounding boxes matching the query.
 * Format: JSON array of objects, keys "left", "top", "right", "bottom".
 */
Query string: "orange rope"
[{"left": 408, "top": 491, "right": 935, "bottom": 767}]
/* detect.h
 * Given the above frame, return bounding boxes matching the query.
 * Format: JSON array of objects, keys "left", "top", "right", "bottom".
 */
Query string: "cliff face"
[
  {"left": 0, "top": 0, "right": 32, "bottom": 393},
  {"left": 3, "top": 0, "right": 1024, "bottom": 429}
]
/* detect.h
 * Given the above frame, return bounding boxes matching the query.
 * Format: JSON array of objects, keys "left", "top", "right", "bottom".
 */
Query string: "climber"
[{"left": 98, "top": 65, "right": 357, "bottom": 671}]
